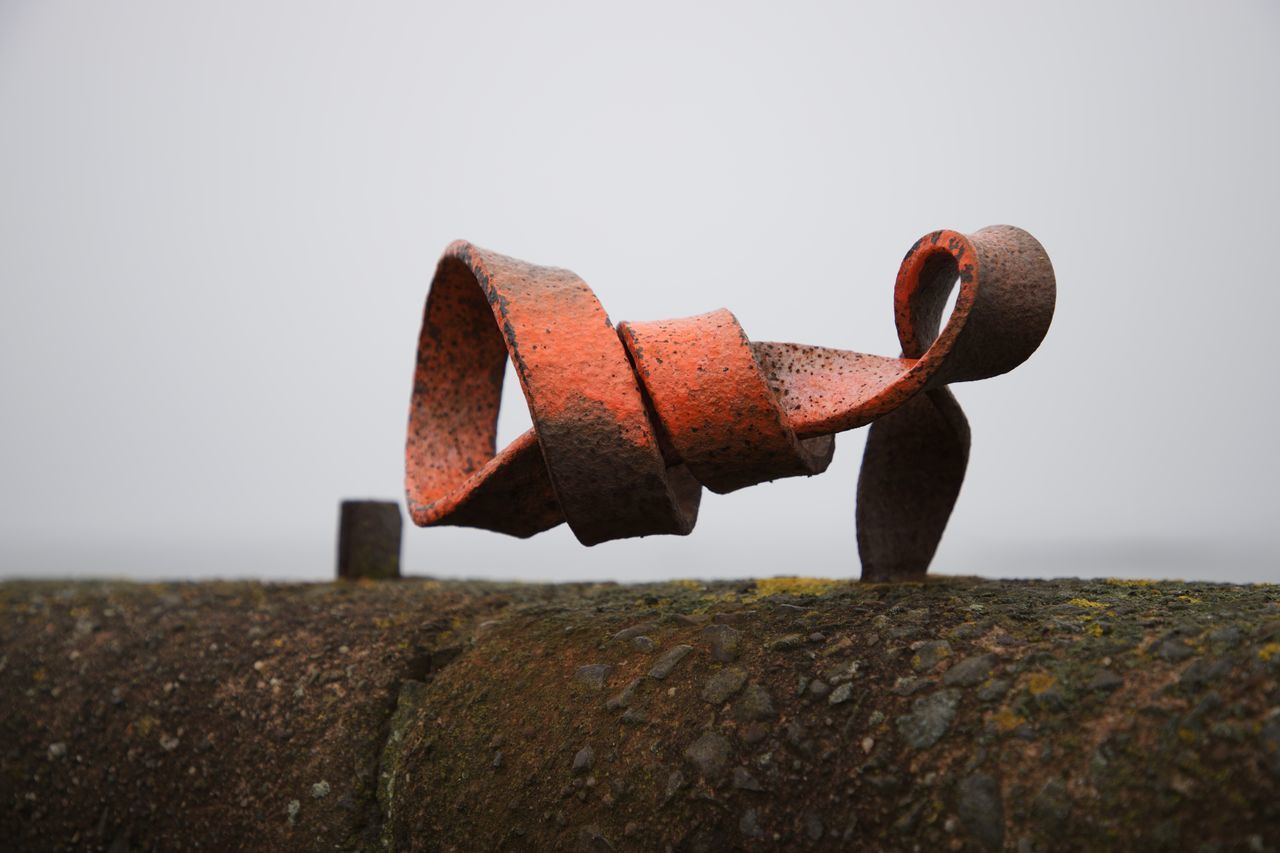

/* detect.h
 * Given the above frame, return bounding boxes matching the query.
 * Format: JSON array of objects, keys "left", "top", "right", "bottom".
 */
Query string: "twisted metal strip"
[{"left": 405, "top": 226, "right": 1055, "bottom": 579}]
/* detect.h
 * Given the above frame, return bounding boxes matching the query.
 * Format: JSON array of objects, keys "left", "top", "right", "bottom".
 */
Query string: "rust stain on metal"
[{"left": 405, "top": 226, "right": 1055, "bottom": 580}]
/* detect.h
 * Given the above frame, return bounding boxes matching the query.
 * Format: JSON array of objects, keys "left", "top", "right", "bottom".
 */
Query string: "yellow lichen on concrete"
[
  {"left": 1027, "top": 671, "right": 1057, "bottom": 696},
  {"left": 990, "top": 708, "right": 1026, "bottom": 733},
  {"left": 1067, "top": 598, "right": 1108, "bottom": 609},
  {"left": 747, "top": 577, "right": 845, "bottom": 600},
  {"left": 668, "top": 579, "right": 703, "bottom": 591}
]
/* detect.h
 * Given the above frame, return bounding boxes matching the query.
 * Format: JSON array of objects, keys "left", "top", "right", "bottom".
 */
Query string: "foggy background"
[{"left": 1, "top": 1, "right": 1277, "bottom": 584}]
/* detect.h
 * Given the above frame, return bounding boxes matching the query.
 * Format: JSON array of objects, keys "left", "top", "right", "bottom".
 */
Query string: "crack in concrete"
[{"left": 368, "top": 620, "right": 483, "bottom": 850}]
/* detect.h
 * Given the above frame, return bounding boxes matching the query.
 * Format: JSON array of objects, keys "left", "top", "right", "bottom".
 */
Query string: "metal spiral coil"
[{"left": 406, "top": 226, "right": 1055, "bottom": 580}]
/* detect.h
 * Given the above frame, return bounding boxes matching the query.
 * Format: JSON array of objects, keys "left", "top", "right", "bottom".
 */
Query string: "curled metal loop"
[{"left": 406, "top": 226, "right": 1055, "bottom": 579}]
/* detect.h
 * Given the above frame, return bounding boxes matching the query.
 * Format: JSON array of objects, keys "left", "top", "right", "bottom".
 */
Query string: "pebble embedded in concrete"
[
  {"left": 575, "top": 664, "right": 613, "bottom": 689},
  {"left": 942, "top": 654, "right": 996, "bottom": 687},
  {"left": 701, "top": 667, "right": 748, "bottom": 705},
  {"left": 701, "top": 624, "right": 741, "bottom": 663},
  {"left": 828, "top": 683, "right": 854, "bottom": 705},
  {"left": 733, "top": 684, "right": 776, "bottom": 722},
  {"left": 648, "top": 645, "right": 693, "bottom": 681},
  {"left": 897, "top": 689, "right": 961, "bottom": 749},
  {"left": 684, "top": 732, "right": 732, "bottom": 779}
]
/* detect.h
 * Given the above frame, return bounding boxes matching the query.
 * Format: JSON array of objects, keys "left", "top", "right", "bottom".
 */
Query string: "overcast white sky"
[{"left": 1, "top": 1, "right": 1277, "bottom": 584}]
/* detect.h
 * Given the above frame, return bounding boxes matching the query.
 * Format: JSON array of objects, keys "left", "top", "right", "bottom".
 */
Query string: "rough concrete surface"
[{"left": 2, "top": 576, "right": 1278, "bottom": 851}]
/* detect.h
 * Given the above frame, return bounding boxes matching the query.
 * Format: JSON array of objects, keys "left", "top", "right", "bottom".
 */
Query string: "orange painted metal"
[{"left": 406, "top": 226, "right": 1055, "bottom": 580}]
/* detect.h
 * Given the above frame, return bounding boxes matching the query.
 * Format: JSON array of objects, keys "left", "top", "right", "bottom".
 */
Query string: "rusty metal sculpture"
[{"left": 405, "top": 226, "right": 1054, "bottom": 580}]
